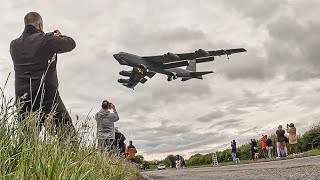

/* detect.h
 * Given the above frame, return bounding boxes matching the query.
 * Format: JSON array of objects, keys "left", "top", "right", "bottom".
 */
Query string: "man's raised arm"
[{"left": 45, "top": 30, "right": 76, "bottom": 54}]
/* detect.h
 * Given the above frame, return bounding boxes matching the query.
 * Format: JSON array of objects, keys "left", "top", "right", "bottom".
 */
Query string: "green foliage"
[
  {"left": 163, "top": 154, "right": 176, "bottom": 168},
  {"left": 298, "top": 123, "right": 320, "bottom": 151},
  {"left": 236, "top": 144, "right": 251, "bottom": 160},
  {"left": 135, "top": 155, "right": 144, "bottom": 164}
]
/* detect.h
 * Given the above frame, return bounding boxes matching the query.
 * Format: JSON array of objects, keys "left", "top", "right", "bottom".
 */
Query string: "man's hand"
[
  {"left": 53, "top": 30, "right": 62, "bottom": 37},
  {"left": 110, "top": 104, "right": 117, "bottom": 112}
]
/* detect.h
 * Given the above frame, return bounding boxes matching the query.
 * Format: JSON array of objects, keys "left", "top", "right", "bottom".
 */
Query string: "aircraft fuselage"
[{"left": 113, "top": 52, "right": 187, "bottom": 77}]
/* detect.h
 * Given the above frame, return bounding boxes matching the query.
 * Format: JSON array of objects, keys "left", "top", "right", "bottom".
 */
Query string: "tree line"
[
  {"left": 135, "top": 123, "right": 320, "bottom": 168},
  {"left": 186, "top": 123, "right": 320, "bottom": 166}
]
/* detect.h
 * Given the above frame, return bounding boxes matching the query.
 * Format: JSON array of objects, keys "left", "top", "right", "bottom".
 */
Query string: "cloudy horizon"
[{"left": 1, "top": 0, "right": 320, "bottom": 160}]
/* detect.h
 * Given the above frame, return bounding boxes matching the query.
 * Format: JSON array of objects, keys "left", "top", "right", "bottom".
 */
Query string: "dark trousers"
[
  {"left": 289, "top": 143, "right": 298, "bottom": 154},
  {"left": 262, "top": 148, "right": 268, "bottom": 159},
  {"left": 98, "top": 139, "right": 115, "bottom": 151},
  {"left": 16, "top": 77, "right": 75, "bottom": 137},
  {"left": 251, "top": 149, "right": 257, "bottom": 160}
]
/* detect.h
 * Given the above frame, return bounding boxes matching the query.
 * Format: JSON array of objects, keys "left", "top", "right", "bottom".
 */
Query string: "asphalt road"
[{"left": 141, "top": 155, "right": 320, "bottom": 180}]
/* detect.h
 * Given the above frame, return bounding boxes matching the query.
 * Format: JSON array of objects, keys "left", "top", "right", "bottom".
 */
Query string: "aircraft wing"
[
  {"left": 118, "top": 68, "right": 156, "bottom": 89},
  {"left": 142, "top": 48, "right": 246, "bottom": 64},
  {"left": 176, "top": 48, "right": 247, "bottom": 60},
  {"left": 162, "top": 57, "right": 216, "bottom": 69}
]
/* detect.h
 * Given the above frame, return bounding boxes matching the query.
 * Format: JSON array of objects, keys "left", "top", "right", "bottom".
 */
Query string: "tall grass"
[{"left": 0, "top": 76, "right": 138, "bottom": 179}]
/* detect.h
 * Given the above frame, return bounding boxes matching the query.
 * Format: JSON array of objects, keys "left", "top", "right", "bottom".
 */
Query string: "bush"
[{"left": 299, "top": 123, "right": 320, "bottom": 151}]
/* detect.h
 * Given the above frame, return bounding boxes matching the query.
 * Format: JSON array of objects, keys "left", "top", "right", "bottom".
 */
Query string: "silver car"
[{"left": 157, "top": 164, "right": 166, "bottom": 170}]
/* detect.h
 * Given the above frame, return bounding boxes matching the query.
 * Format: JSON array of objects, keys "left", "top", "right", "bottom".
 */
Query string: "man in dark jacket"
[
  {"left": 266, "top": 136, "right": 273, "bottom": 159},
  {"left": 250, "top": 139, "right": 258, "bottom": 161},
  {"left": 231, "top": 140, "right": 237, "bottom": 163},
  {"left": 9, "top": 12, "right": 76, "bottom": 136},
  {"left": 114, "top": 127, "right": 126, "bottom": 155}
]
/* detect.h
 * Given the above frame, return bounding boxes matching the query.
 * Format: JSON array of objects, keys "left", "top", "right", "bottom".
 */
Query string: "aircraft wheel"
[{"left": 173, "top": 75, "right": 178, "bottom": 80}]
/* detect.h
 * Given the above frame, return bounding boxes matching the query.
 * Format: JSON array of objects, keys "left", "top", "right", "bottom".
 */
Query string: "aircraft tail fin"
[{"left": 186, "top": 60, "right": 196, "bottom": 71}]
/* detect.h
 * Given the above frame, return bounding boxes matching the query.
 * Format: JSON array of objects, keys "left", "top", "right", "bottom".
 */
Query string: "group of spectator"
[
  {"left": 95, "top": 100, "right": 137, "bottom": 162},
  {"left": 175, "top": 158, "right": 186, "bottom": 169},
  {"left": 250, "top": 135, "right": 273, "bottom": 161},
  {"left": 231, "top": 123, "right": 298, "bottom": 162},
  {"left": 274, "top": 123, "right": 298, "bottom": 158}
]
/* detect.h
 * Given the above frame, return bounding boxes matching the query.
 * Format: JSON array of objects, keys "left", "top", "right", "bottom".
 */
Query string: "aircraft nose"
[
  {"left": 113, "top": 54, "right": 128, "bottom": 65},
  {"left": 113, "top": 54, "right": 119, "bottom": 60}
]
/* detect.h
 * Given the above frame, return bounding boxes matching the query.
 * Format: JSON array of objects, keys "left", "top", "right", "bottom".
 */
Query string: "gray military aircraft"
[{"left": 113, "top": 48, "right": 246, "bottom": 89}]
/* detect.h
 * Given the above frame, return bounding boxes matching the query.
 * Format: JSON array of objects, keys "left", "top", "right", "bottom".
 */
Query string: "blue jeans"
[{"left": 231, "top": 152, "right": 237, "bottom": 162}]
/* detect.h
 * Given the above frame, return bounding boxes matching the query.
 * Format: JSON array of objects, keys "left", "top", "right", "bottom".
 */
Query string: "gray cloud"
[
  {"left": 139, "top": 131, "right": 229, "bottom": 154},
  {"left": 214, "top": 118, "right": 243, "bottom": 128},
  {"left": 197, "top": 110, "right": 225, "bottom": 122},
  {"left": 1, "top": 0, "right": 320, "bottom": 160},
  {"left": 220, "top": 0, "right": 320, "bottom": 81}
]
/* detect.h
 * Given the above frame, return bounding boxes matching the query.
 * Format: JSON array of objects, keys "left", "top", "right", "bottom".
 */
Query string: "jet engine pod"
[
  {"left": 134, "top": 64, "right": 147, "bottom": 75},
  {"left": 119, "top": 70, "right": 132, "bottom": 77},
  {"left": 140, "top": 77, "right": 148, "bottom": 84},
  {"left": 118, "top": 78, "right": 130, "bottom": 84},
  {"left": 163, "top": 52, "right": 180, "bottom": 61},
  {"left": 195, "top": 49, "right": 210, "bottom": 57}
]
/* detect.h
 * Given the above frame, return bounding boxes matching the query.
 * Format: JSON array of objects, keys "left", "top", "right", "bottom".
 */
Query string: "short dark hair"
[
  {"left": 101, "top": 100, "right": 109, "bottom": 109},
  {"left": 24, "top": 12, "right": 43, "bottom": 27}
]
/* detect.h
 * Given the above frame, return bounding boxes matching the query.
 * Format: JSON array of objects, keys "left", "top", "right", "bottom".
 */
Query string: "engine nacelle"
[
  {"left": 134, "top": 64, "right": 147, "bottom": 75},
  {"left": 163, "top": 52, "right": 180, "bottom": 61},
  {"left": 119, "top": 71, "right": 131, "bottom": 77},
  {"left": 195, "top": 49, "right": 210, "bottom": 57},
  {"left": 118, "top": 78, "right": 130, "bottom": 84},
  {"left": 140, "top": 78, "right": 148, "bottom": 84}
]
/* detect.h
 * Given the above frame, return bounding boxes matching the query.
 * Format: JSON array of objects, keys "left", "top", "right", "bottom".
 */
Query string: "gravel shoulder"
[{"left": 141, "top": 155, "right": 320, "bottom": 180}]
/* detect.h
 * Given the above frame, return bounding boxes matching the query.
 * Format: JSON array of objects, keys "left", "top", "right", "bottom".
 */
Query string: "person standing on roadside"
[
  {"left": 287, "top": 123, "right": 298, "bottom": 155},
  {"left": 266, "top": 136, "right": 273, "bottom": 159},
  {"left": 231, "top": 140, "right": 238, "bottom": 163},
  {"left": 261, "top": 135, "right": 268, "bottom": 159},
  {"left": 276, "top": 125, "right": 288, "bottom": 158},
  {"left": 250, "top": 139, "right": 258, "bottom": 161}
]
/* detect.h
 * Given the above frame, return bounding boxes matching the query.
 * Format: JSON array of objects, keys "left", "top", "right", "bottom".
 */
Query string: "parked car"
[
  {"left": 139, "top": 164, "right": 147, "bottom": 170},
  {"left": 157, "top": 164, "right": 166, "bottom": 170}
]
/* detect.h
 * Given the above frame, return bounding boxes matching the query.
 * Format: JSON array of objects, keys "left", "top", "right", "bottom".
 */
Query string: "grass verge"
[{"left": 0, "top": 83, "right": 138, "bottom": 179}]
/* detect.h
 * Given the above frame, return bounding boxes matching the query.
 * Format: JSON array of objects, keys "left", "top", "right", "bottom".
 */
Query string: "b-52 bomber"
[{"left": 113, "top": 48, "right": 246, "bottom": 89}]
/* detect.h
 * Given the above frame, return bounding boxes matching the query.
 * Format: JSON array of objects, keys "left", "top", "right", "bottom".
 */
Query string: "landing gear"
[
  {"left": 167, "top": 75, "right": 178, "bottom": 81},
  {"left": 173, "top": 75, "right": 178, "bottom": 80}
]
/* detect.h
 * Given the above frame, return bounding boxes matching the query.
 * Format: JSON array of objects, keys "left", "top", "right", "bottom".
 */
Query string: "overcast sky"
[{"left": 1, "top": 0, "right": 320, "bottom": 160}]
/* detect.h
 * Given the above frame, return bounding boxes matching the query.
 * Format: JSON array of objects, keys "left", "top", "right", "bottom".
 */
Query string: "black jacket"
[
  {"left": 266, "top": 138, "right": 273, "bottom": 147},
  {"left": 250, "top": 140, "right": 257, "bottom": 151},
  {"left": 115, "top": 132, "right": 126, "bottom": 151},
  {"left": 115, "top": 132, "right": 126, "bottom": 143},
  {"left": 10, "top": 25, "right": 76, "bottom": 100},
  {"left": 231, "top": 142, "right": 237, "bottom": 153}
]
